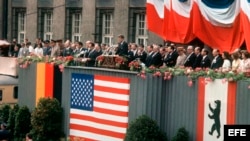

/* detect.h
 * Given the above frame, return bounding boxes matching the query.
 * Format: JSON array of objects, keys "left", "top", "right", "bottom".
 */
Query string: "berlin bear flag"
[
  {"left": 69, "top": 73, "right": 130, "bottom": 141},
  {"left": 196, "top": 78, "right": 237, "bottom": 141}
]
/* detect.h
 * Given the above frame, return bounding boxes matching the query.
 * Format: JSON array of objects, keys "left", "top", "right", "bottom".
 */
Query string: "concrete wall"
[
  {"left": 53, "top": 0, "right": 65, "bottom": 40},
  {"left": 113, "top": 0, "right": 129, "bottom": 43},
  {"left": 26, "top": 0, "right": 37, "bottom": 43},
  {"left": 82, "top": 0, "right": 96, "bottom": 42}
]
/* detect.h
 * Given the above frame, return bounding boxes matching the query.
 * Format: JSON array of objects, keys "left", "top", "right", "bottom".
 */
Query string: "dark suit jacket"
[
  {"left": 145, "top": 52, "right": 153, "bottom": 67},
  {"left": 149, "top": 52, "right": 162, "bottom": 67},
  {"left": 164, "top": 51, "right": 178, "bottom": 67},
  {"left": 43, "top": 46, "right": 52, "bottom": 56},
  {"left": 200, "top": 56, "right": 211, "bottom": 69},
  {"left": 127, "top": 50, "right": 134, "bottom": 63},
  {"left": 210, "top": 56, "right": 223, "bottom": 69},
  {"left": 134, "top": 51, "right": 147, "bottom": 63},
  {"left": 116, "top": 41, "right": 128, "bottom": 56},
  {"left": 193, "top": 54, "right": 202, "bottom": 69},
  {"left": 184, "top": 52, "right": 196, "bottom": 67},
  {"left": 86, "top": 50, "right": 100, "bottom": 67},
  {"left": 63, "top": 48, "right": 73, "bottom": 57}
]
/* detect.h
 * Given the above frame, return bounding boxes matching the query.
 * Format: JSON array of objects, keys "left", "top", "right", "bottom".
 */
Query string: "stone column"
[
  {"left": 82, "top": 0, "right": 96, "bottom": 42},
  {"left": 7, "top": 0, "right": 12, "bottom": 41},
  {"left": 26, "top": 0, "right": 37, "bottom": 43},
  {"left": 53, "top": 0, "right": 65, "bottom": 40},
  {"left": 113, "top": 0, "right": 129, "bottom": 43}
]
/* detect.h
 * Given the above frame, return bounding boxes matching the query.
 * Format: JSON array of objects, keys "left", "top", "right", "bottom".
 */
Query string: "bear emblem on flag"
[{"left": 208, "top": 100, "right": 221, "bottom": 139}]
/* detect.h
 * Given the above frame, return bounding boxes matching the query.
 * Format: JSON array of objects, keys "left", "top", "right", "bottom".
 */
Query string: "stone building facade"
[{"left": 0, "top": 0, "right": 163, "bottom": 46}]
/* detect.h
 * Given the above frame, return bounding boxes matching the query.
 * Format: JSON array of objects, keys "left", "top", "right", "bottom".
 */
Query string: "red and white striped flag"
[
  {"left": 69, "top": 73, "right": 130, "bottom": 141},
  {"left": 197, "top": 78, "right": 236, "bottom": 141}
]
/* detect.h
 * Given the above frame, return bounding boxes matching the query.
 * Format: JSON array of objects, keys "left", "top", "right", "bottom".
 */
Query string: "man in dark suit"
[
  {"left": 43, "top": 40, "right": 51, "bottom": 56},
  {"left": 200, "top": 49, "right": 211, "bottom": 69},
  {"left": 210, "top": 49, "right": 223, "bottom": 69},
  {"left": 193, "top": 46, "right": 203, "bottom": 69},
  {"left": 115, "top": 34, "right": 128, "bottom": 56},
  {"left": 184, "top": 45, "right": 196, "bottom": 68},
  {"left": 62, "top": 40, "right": 73, "bottom": 57},
  {"left": 145, "top": 45, "right": 154, "bottom": 67},
  {"left": 164, "top": 46, "right": 178, "bottom": 67},
  {"left": 134, "top": 44, "right": 147, "bottom": 63},
  {"left": 85, "top": 42, "right": 100, "bottom": 67},
  {"left": 147, "top": 45, "right": 162, "bottom": 67}
]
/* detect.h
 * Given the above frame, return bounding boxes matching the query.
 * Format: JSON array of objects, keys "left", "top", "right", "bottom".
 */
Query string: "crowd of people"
[{"left": 2, "top": 34, "right": 250, "bottom": 72}]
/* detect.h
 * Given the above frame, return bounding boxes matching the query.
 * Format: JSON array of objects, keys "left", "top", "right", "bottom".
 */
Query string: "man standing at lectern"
[{"left": 116, "top": 34, "right": 128, "bottom": 56}]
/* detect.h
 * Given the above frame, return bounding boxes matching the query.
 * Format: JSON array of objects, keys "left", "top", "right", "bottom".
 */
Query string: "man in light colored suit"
[{"left": 50, "top": 39, "right": 60, "bottom": 57}]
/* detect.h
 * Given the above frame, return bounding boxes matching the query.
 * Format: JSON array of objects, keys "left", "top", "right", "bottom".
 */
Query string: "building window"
[
  {"left": 65, "top": 8, "right": 82, "bottom": 42},
  {"left": 38, "top": 8, "right": 53, "bottom": 41},
  {"left": 13, "top": 86, "right": 18, "bottom": 99},
  {"left": 95, "top": 9, "right": 114, "bottom": 45},
  {"left": 72, "top": 13, "right": 82, "bottom": 42},
  {"left": 0, "top": 90, "right": 2, "bottom": 101},
  {"left": 128, "top": 8, "right": 147, "bottom": 46},
  {"left": 135, "top": 13, "right": 148, "bottom": 46},
  {"left": 44, "top": 13, "right": 53, "bottom": 41},
  {"left": 18, "top": 12, "right": 26, "bottom": 43},
  {"left": 102, "top": 13, "right": 114, "bottom": 46}
]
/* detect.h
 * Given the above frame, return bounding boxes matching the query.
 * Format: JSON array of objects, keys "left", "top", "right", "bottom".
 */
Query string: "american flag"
[{"left": 69, "top": 73, "right": 130, "bottom": 141}]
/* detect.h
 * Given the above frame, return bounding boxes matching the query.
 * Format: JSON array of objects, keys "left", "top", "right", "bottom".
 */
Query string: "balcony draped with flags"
[
  {"left": 146, "top": 0, "right": 165, "bottom": 39},
  {"left": 167, "top": 0, "right": 196, "bottom": 43},
  {"left": 193, "top": 0, "right": 243, "bottom": 53},
  {"left": 147, "top": 0, "right": 250, "bottom": 52},
  {"left": 69, "top": 73, "right": 130, "bottom": 141}
]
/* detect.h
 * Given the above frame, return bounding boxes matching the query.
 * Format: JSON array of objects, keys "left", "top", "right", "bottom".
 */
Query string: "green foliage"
[
  {"left": 31, "top": 98, "right": 63, "bottom": 141},
  {"left": 14, "top": 106, "right": 31, "bottom": 139},
  {"left": 0, "top": 104, "right": 11, "bottom": 123},
  {"left": 7, "top": 104, "right": 19, "bottom": 138},
  {"left": 171, "top": 127, "right": 189, "bottom": 141},
  {"left": 125, "top": 115, "right": 167, "bottom": 141}
]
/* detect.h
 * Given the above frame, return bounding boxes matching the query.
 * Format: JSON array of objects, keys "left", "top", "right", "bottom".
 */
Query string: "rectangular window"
[
  {"left": 102, "top": 12, "right": 114, "bottom": 46},
  {"left": 18, "top": 12, "right": 26, "bottom": 43},
  {"left": 135, "top": 13, "right": 148, "bottom": 46},
  {"left": 0, "top": 90, "right": 2, "bottom": 101},
  {"left": 13, "top": 86, "right": 18, "bottom": 99},
  {"left": 72, "top": 13, "right": 82, "bottom": 42},
  {"left": 44, "top": 12, "right": 53, "bottom": 40}
]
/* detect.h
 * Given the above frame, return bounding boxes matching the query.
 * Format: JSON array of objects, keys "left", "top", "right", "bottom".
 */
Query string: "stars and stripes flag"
[{"left": 69, "top": 73, "right": 130, "bottom": 141}]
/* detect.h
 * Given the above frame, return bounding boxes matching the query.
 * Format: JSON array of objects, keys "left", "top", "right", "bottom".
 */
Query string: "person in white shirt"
[
  {"left": 26, "top": 42, "right": 34, "bottom": 54},
  {"left": 221, "top": 51, "right": 231, "bottom": 72},
  {"left": 34, "top": 43, "right": 43, "bottom": 56},
  {"left": 18, "top": 43, "right": 29, "bottom": 57}
]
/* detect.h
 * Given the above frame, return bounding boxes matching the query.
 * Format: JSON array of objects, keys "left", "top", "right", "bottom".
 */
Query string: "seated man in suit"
[
  {"left": 211, "top": 49, "right": 223, "bottom": 70},
  {"left": 115, "top": 34, "right": 128, "bottom": 56},
  {"left": 184, "top": 45, "right": 196, "bottom": 68},
  {"left": 200, "top": 49, "right": 211, "bottom": 69}
]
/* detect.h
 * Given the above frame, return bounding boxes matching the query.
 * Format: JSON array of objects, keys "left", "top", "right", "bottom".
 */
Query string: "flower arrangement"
[
  {"left": 96, "top": 55, "right": 105, "bottom": 66},
  {"left": 139, "top": 66, "right": 250, "bottom": 87},
  {"left": 114, "top": 56, "right": 127, "bottom": 68},
  {"left": 17, "top": 55, "right": 76, "bottom": 72},
  {"left": 129, "top": 60, "right": 141, "bottom": 71}
]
